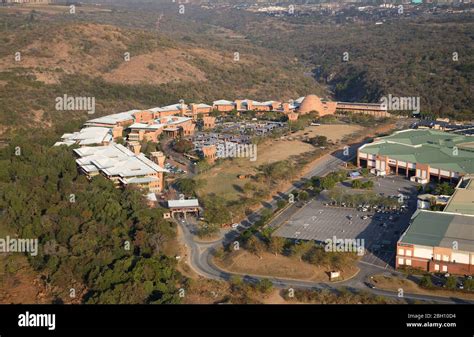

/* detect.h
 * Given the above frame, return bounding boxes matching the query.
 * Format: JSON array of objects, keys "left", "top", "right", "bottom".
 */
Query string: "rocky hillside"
[{"left": 0, "top": 11, "right": 326, "bottom": 136}]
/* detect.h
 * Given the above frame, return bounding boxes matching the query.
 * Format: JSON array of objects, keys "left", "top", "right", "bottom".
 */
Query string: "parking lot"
[{"left": 273, "top": 176, "right": 419, "bottom": 268}]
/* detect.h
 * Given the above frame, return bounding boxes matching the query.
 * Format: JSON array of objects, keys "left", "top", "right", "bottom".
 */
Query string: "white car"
[{"left": 231, "top": 223, "right": 240, "bottom": 229}]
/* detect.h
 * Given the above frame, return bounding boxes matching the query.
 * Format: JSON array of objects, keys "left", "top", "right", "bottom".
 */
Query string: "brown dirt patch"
[
  {"left": 103, "top": 49, "right": 207, "bottom": 85},
  {"left": 0, "top": 23, "right": 208, "bottom": 85},
  {"left": 0, "top": 255, "right": 51, "bottom": 304},
  {"left": 255, "top": 139, "right": 315, "bottom": 165}
]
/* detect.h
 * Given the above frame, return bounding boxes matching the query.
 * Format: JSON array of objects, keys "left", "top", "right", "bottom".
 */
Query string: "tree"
[
  {"left": 277, "top": 199, "right": 287, "bottom": 209},
  {"left": 268, "top": 236, "right": 285, "bottom": 256},
  {"left": 175, "top": 178, "right": 204, "bottom": 196},
  {"left": 351, "top": 179, "right": 362, "bottom": 189},
  {"left": 260, "top": 208, "right": 273, "bottom": 222},
  {"left": 360, "top": 168, "right": 370, "bottom": 177},
  {"left": 320, "top": 176, "right": 337, "bottom": 190},
  {"left": 298, "top": 191, "right": 309, "bottom": 201},
  {"left": 256, "top": 278, "right": 273, "bottom": 294},
  {"left": 196, "top": 160, "right": 211, "bottom": 173},
  {"left": 308, "top": 135, "right": 328, "bottom": 147},
  {"left": 246, "top": 236, "right": 265, "bottom": 257},
  {"left": 0, "top": 142, "right": 182, "bottom": 304},
  {"left": 173, "top": 139, "right": 193, "bottom": 153},
  {"left": 197, "top": 223, "right": 220, "bottom": 238},
  {"left": 230, "top": 275, "right": 244, "bottom": 291},
  {"left": 290, "top": 241, "right": 314, "bottom": 261},
  {"left": 419, "top": 275, "right": 433, "bottom": 288},
  {"left": 202, "top": 195, "right": 231, "bottom": 226},
  {"left": 464, "top": 278, "right": 474, "bottom": 291},
  {"left": 434, "top": 182, "right": 455, "bottom": 196},
  {"left": 445, "top": 276, "right": 457, "bottom": 290}
]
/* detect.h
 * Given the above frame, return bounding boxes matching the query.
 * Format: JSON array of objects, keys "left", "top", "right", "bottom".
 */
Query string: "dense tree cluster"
[{"left": 0, "top": 140, "right": 183, "bottom": 303}]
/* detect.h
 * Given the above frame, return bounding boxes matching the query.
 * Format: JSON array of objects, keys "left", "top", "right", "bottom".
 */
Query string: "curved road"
[
  {"left": 175, "top": 146, "right": 474, "bottom": 304},
  {"left": 178, "top": 216, "right": 472, "bottom": 304}
]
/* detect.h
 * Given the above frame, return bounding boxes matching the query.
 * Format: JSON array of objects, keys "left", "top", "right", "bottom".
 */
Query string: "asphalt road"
[
  {"left": 175, "top": 146, "right": 474, "bottom": 304},
  {"left": 178, "top": 216, "right": 472, "bottom": 304}
]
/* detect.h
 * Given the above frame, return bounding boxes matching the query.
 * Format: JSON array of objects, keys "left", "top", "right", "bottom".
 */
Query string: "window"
[
  {"left": 398, "top": 249, "right": 405, "bottom": 255},
  {"left": 442, "top": 265, "right": 448, "bottom": 272},
  {"left": 435, "top": 254, "right": 441, "bottom": 261},
  {"left": 398, "top": 258, "right": 404, "bottom": 265},
  {"left": 405, "top": 259, "right": 412, "bottom": 266},
  {"left": 443, "top": 255, "right": 449, "bottom": 262},
  {"left": 406, "top": 250, "right": 412, "bottom": 257},
  {"left": 434, "top": 264, "right": 440, "bottom": 271}
]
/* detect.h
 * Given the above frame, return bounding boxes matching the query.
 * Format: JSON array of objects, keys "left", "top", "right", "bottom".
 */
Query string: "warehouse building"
[
  {"left": 357, "top": 129, "right": 474, "bottom": 184},
  {"left": 396, "top": 176, "right": 474, "bottom": 275}
]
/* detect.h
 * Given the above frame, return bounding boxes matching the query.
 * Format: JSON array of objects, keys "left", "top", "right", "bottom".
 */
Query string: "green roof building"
[
  {"left": 357, "top": 129, "right": 474, "bottom": 184},
  {"left": 397, "top": 176, "right": 474, "bottom": 275}
]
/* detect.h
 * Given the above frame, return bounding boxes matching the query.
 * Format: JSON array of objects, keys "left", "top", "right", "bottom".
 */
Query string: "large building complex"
[
  {"left": 358, "top": 129, "right": 474, "bottom": 275},
  {"left": 396, "top": 176, "right": 474, "bottom": 275},
  {"left": 358, "top": 129, "right": 474, "bottom": 184},
  {"left": 211, "top": 95, "right": 389, "bottom": 119},
  {"left": 55, "top": 94, "right": 392, "bottom": 194},
  {"left": 73, "top": 144, "right": 168, "bottom": 193}
]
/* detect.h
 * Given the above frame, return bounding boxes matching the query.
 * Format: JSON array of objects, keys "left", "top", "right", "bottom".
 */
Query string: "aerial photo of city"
[{"left": 0, "top": 0, "right": 472, "bottom": 333}]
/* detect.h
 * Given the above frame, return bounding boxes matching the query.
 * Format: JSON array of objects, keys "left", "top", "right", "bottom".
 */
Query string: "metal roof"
[
  {"left": 444, "top": 178, "right": 474, "bottom": 215},
  {"left": 168, "top": 199, "right": 199, "bottom": 208},
  {"left": 56, "top": 127, "right": 112, "bottom": 146},
  {"left": 359, "top": 129, "right": 474, "bottom": 174},
  {"left": 400, "top": 210, "right": 474, "bottom": 252},
  {"left": 85, "top": 110, "right": 138, "bottom": 125}
]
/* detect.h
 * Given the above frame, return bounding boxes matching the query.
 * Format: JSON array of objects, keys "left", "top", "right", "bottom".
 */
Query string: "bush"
[
  {"left": 445, "top": 276, "right": 457, "bottom": 290},
  {"left": 256, "top": 278, "right": 273, "bottom": 294},
  {"left": 419, "top": 275, "right": 433, "bottom": 288}
]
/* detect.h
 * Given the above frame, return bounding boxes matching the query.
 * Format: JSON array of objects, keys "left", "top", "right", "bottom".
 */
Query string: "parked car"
[{"left": 365, "top": 282, "right": 376, "bottom": 289}]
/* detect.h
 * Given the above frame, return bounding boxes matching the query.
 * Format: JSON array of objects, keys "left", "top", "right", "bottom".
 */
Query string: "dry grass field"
[
  {"left": 291, "top": 124, "right": 363, "bottom": 142},
  {"left": 214, "top": 250, "right": 359, "bottom": 283},
  {"left": 196, "top": 123, "right": 365, "bottom": 203}
]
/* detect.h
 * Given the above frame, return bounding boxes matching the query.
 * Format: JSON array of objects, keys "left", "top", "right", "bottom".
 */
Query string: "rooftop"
[
  {"left": 400, "top": 210, "right": 474, "bottom": 252},
  {"left": 359, "top": 129, "right": 474, "bottom": 174},
  {"left": 85, "top": 110, "right": 139, "bottom": 126},
  {"left": 74, "top": 144, "right": 168, "bottom": 179},
  {"left": 213, "top": 99, "right": 235, "bottom": 105},
  {"left": 168, "top": 199, "right": 199, "bottom": 208},
  {"left": 55, "top": 127, "right": 112, "bottom": 146},
  {"left": 444, "top": 177, "right": 474, "bottom": 215}
]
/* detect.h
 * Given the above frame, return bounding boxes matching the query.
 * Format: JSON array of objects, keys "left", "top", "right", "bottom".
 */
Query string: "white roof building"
[
  {"left": 74, "top": 144, "right": 168, "bottom": 180},
  {"left": 192, "top": 103, "right": 213, "bottom": 109},
  {"left": 84, "top": 110, "right": 139, "bottom": 127},
  {"left": 151, "top": 103, "right": 186, "bottom": 113},
  {"left": 168, "top": 199, "right": 200, "bottom": 208},
  {"left": 213, "top": 100, "right": 235, "bottom": 106},
  {"left": 54, "top": 127, "right": 113, "bottom": 147}
]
